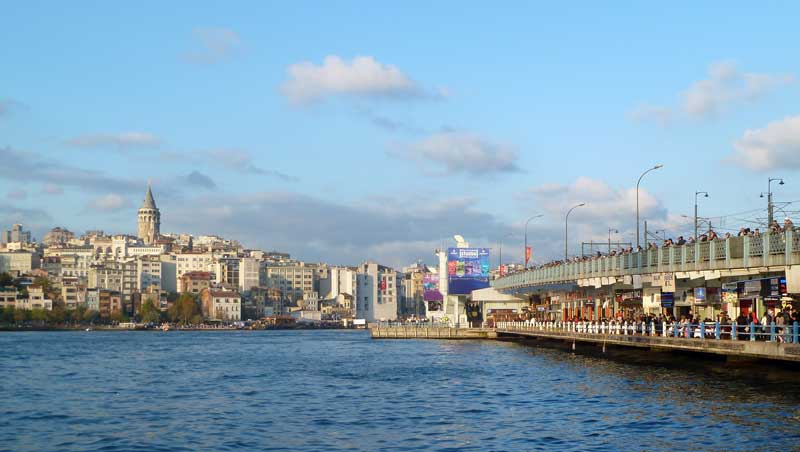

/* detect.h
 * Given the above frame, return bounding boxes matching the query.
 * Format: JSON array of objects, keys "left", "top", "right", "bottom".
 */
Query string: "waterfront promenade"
[{"left": 371, "top": 320, "right": 800, "bottom": 362}]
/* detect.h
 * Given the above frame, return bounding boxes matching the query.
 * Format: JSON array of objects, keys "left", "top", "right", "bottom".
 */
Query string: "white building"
[
  {"left": 356, "top": 262, "right": 399, "bottom": 322},
  {"left": 137, "top": 255, "right": 162, "bottom": 291},
  {"left": 320, "top": 266, "right": 359, "bottom": 316},
  {"left": 201, "top": 289, "right": 241, "bottom": 322},
  {"left": 48, "top": 247, "right": 95, "bottom": 280},
  {"left": 174, "top": 252, "right": 216, "bottom": 288},
  {"left": 263, "top": 263, "right": 318, "bottom": 302},
  {"left": 239, "top": 257, "right": 260, "bottom": 292},
  {"left": 0, "top": 251, "right": 40, "bottom": 274},
  {"left": 88, "top": 259, "right": 138, "bottom": 306},
  {"left": 17, "top": 286, "right": 52, "bottom": 311}
]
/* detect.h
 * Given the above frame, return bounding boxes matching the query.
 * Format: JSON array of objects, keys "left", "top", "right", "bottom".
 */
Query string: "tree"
[
  {"left": 73, "top": 305, "right": 87, "bottom": 325},
  {"left": 83, "top": 309, "right": 99, "bottom": 324},
  {"left": 30, "top": 309, "right": 47, "bottom": 323},
  {"left": 0, "top": 272, "right": 13, "bottom": 287},
  {"left": 140, "top": 300, "right": 161, "bottom": 324},
  {"left": 14, "top": 308, "right": 29, "bottom": 324},
  {"left": 110, "top": 311, "right": 130, "bottom": 323},
  {"left": 47, "top": 307, "right": 65, "bottom": 325},
  {"left": 172, "top": 293, "right": 200, "bottom": 325}
]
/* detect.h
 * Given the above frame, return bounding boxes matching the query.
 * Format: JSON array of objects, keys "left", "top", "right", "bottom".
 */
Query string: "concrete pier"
[
  {"left": 369, "top": 326, "right": 496, "bottom": 340},
  {"left": 496, "top": 324, "right": 800, "bottom": 363}
]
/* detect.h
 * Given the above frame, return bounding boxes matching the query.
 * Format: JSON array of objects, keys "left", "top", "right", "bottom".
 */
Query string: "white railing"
[{"left": 496, "top": 320, "right": 800, "bottom": 343}]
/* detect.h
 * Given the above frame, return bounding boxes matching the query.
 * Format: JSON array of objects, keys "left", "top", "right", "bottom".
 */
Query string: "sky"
[{"left": 2, "top": 2, "right": 800, "bottom": 268}]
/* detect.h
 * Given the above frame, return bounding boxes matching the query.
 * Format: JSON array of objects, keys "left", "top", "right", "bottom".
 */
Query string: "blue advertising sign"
[
  {"left": 661, "top": 292, "right": 674, "bottom": 308},
  {"left": 694, "top": 287, "right": 706, "bottom": 302},
  {"left": 447, "top": 248, "right": 490, "bottom": 295}
]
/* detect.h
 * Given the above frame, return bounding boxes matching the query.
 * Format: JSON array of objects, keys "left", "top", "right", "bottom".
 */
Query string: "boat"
[
  {"left": 161, "top": 324, "right": 172, "bottom": 332},
  {"left": 85, "top": 327, "right": 92, "bottom": 332}
]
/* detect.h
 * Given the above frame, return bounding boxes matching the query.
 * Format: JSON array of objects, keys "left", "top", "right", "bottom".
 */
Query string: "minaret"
[{"left": 137, "top": 184, "right": 161, "bottom": 245}]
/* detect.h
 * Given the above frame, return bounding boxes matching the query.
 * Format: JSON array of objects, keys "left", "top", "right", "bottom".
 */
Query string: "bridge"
[{"left": 493, "top": 230, "right": 800, "bottom": 291}]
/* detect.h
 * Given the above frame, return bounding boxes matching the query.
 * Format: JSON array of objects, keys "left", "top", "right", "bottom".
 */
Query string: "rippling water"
[{"left": 1, "top": 331, "right": 799, "bottom": 451}]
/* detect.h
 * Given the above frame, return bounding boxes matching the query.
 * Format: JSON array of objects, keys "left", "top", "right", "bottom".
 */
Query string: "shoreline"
[{"left": 0, "top": 326, "right": 364, "bottom": 332}]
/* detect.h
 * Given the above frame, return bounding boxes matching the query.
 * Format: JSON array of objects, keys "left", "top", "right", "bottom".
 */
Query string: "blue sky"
[{"left": 2, "top": 2, "right": 800, "bottom": 267}]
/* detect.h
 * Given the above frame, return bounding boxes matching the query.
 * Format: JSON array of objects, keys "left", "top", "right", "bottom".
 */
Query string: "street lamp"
[
  {"left": 694, "top": 191, "right": 709, "bottom": 240},
  {"left": 565, "top": 203, "right": 586, "bottom": 261},
  {"left": 760, "top": 177, "right": 784, "bottom": 226},
  {"left": 608, "top": 227, "right": 618, "bottom": 254},
  {"left": 499, "top": 232, "right": 515, "bottom": 274},
  {"left": 636, "top": 164, "right": 663, "bottom": 249},
  {"left": 524, "top": 214, "right": 543, "bottom": 268}
]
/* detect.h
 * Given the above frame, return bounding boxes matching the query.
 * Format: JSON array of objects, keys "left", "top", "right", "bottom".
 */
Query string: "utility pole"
[
  {"left": 608, "top": 227, "right": 618, "bottom": 254},
  {"left": 695, "top": 191, "right": 708, "bottom": 240},
  {"left": 763, "top": 177, "right": 784, "bottom": 226},
  {"left": 636, "top": 164, "right": 664, "bottom": 249}
]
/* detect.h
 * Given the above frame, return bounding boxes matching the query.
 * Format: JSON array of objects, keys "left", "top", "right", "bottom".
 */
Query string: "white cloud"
[
  {"left": 183, "top": 27, "right": 241, "bottom": 64},
  {"left": 631, "top": 61, "right": 795, "bottom": 124},
  {"left": 67, "top": 132, "right": 161, "bottom": 149},
  {"left": 87, "top": 193, "right": 130, "bottom": 212},
  {"left": 628, "top": 104, "right": 672, "bottom": 126},
  {"left": 281, "top": 55, "right": 433, "bottom": 104},
  {"left": 729, "top": 115, "right": 800, "bottom": 171},
  {"left": 167, "top": 191, "right": 508, "bottom": 266},
  {"left": 396, "top": 131, "right": 521, "bottom": 175},
  {"left": 529, "top": 177, "right": 664, "bottom": 223}
]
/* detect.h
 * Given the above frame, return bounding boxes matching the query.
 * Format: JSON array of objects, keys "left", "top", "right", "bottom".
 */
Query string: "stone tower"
[{"left": 137, "top": 185, "right": 160, "bottom": 245}]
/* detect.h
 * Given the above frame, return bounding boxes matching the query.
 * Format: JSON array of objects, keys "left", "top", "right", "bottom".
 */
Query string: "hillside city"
[{"left": 0, "top": 186, "right": 437, "bottom": 328}]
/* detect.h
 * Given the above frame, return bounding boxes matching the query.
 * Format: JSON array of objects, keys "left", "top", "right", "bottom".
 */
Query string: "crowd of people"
[
  {"left": 524, "top": 218, "right": 797, "bottom": 273},
  {"left": 558, "top": 305, "right": 800, "bottom": 341}
]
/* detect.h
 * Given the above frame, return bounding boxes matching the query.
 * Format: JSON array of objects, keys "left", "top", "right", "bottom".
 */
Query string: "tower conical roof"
[{"left": 142, "top": 185, "right": 157, "bottom": 210}]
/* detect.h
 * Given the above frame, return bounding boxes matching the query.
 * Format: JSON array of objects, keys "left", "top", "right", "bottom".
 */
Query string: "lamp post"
[
  {"left": 524, "top": 214, "right": 543, "bottom": 268},
  {"left": 760, "top": 177, "right": 784, "bottom": 226},
  {"left": 565, "top": 203, "right": 586, "bottom": 261},
  {"left": 499, "top": 232, "right": 514, "bottom": 275},
  {"left": 636, "top": 164, "right": 663, "bottom": 249},
  {"left": 694, "top": 191, "right": 708, "bottom": 240},
  {"left": 608, "top": 227, "right": 618, "bottom": 254}
]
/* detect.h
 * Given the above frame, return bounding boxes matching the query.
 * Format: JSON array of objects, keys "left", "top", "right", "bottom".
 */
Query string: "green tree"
[
  {"left": 83, "top": 309, "right": 99, "bottom": 324},
  {"left": 47, "top": 307, "right": 66, "bottom": 325},
  {"left": 14, "top": 308, "right": 29, "bottom": 324},
  {"left": 33, "top": 275, "right": 50, "bottom": 289},
  {"left": 110, "top": 311, "right": 130, "bottom": 323},
  {"left": 73, "top": 305, "right": 87, "bottom": 325},
  {"left": 30, "top": 309, "right": 47, "bottom": 323},
  {"left": 140, "top": 300, "right": 161, "bottom": 324},
  {"left": 172, "top": 293, "right": 200, "bottom": 325},
  {"left": 0, "top": 272, "right": 13, "bottom": 287}
]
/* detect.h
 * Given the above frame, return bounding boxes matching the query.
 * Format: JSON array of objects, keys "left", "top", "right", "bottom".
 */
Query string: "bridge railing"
[
  {"left": 496, "top": 320, "right": 800, "bottom": 344},
  {"left": 494, "top": 230, "right": 798, "bottom": 289}
]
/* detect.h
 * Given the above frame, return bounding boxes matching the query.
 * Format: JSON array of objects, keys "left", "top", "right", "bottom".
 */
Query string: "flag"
[{"left": 525, "top": 246, "right": 532, "bottom": 265}]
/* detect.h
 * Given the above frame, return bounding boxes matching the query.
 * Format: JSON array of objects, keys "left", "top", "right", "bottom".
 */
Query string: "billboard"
[
  {"left": 447, "top": 247, "right": 490, "bottom": 295},
  {"left": 423, "top": 273, "right": 441, "bottom": 301}
]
